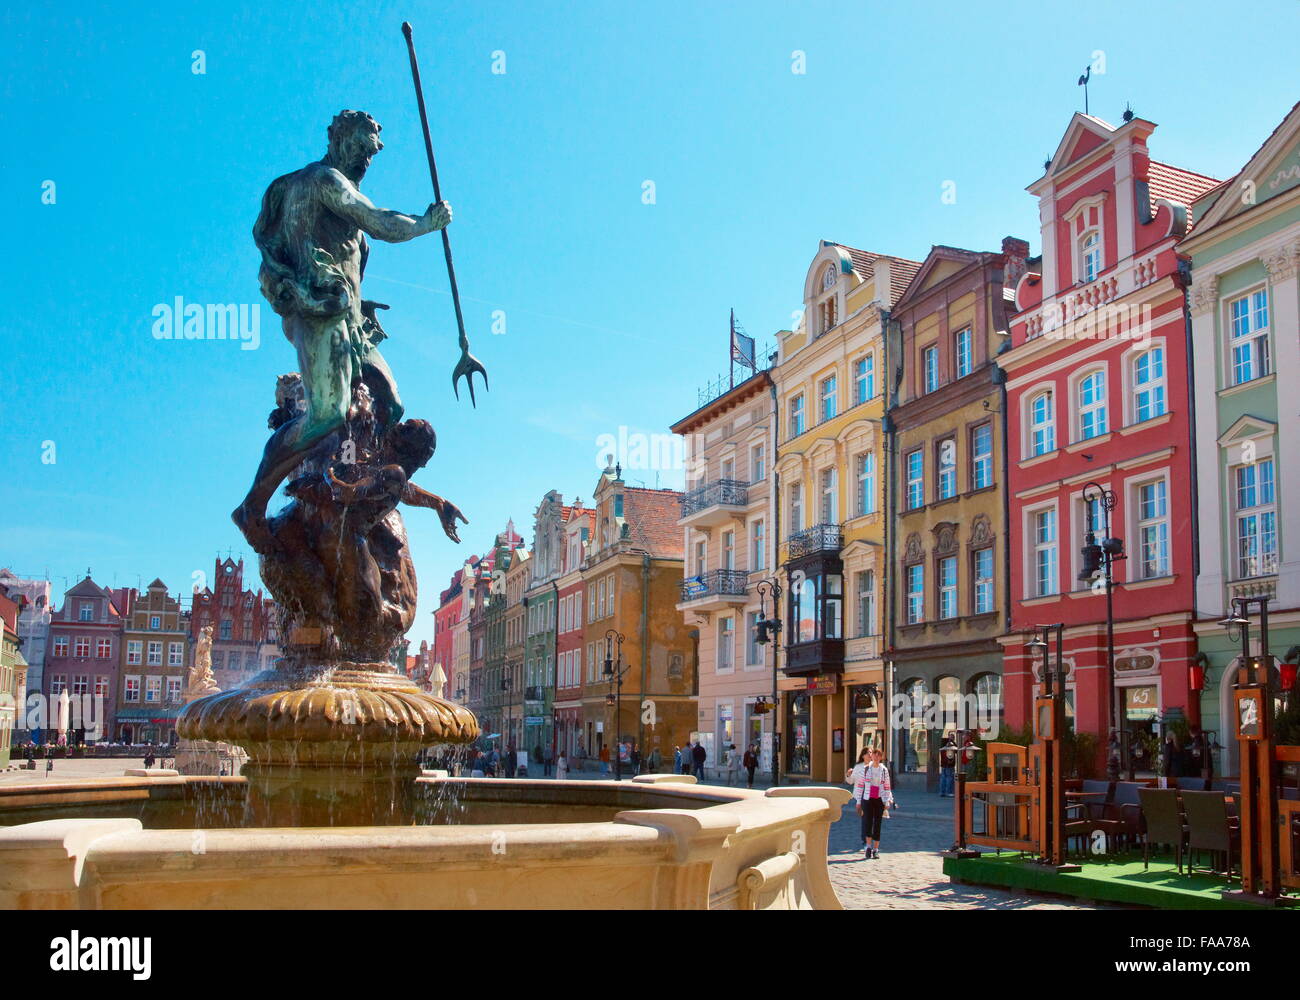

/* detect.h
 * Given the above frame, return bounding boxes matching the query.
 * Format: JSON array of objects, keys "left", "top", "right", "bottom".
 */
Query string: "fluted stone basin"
[{"left": 0, "top": 773, "right": 849, "bottom": 909}]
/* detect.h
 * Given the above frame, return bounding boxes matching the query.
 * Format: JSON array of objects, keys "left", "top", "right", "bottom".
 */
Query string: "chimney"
[{"left": 1001, "top": 236, "right": 1030, "bottom": 290}]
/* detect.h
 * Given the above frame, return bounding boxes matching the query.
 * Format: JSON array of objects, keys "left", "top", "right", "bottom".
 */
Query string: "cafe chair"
[
  {"left": 1138, "top": 787, "right": 1186, "bottom": 872},
  {"left": 1181, "top": 790, "right": 1240, "bottom": 879}
]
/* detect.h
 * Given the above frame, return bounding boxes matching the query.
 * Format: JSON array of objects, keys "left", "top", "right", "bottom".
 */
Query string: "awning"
[{"left": 114, "top": 708, "right": 181, "bottom": 723}]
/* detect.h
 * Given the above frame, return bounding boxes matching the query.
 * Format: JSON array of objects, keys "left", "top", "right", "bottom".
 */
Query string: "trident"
[{"left": 403, "top": 21, "right": 489, "bottom": 406}]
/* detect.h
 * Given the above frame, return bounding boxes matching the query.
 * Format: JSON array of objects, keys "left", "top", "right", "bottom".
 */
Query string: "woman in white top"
[
  {"left": 844, "top": 747, "right": 894, "bottom": 859},
  {"left": 556, "top": 753, "right": 569, "bottom": 780}
]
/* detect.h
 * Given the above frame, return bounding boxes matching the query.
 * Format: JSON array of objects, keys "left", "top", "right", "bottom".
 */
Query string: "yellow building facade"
[{"left": 773, "top": 241, "right": 920, "bottom": 783}]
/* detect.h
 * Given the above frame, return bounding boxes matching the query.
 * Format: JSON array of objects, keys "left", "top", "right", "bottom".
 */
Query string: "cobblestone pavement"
[{"left": 827, "top": 797, "right": 1096, "bottom": 910}]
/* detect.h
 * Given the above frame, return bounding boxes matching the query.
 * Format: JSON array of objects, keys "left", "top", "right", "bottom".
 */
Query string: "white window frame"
[
  {"left": 718, "top": 615, "right": 735, "bottom": 674},
  {"left": 855, "top": 451, "right": 876, "bottom": 516},
  {"left": 1029, "top": 503, "right": 1059, "bottom": 598},
  {"left": 923, "top": 345, "right": 939, "bottom": 393},
  {"left": 937, "top": 439, "right": 957, "bottom": 501},
  {"left": 124, "top": 676, "right": 141, "bottom": 703},
  {"left": 1130, "top": 344, "right": 1167, "bottom": 424},
  {"left": 906, "top": 449, "right": 924, "bottom": 509},
  {"left": 938, "top": 555, "right": 958, "bottom": 620},
  {"left": 819, "top": 466, "right": 838, "bottom": 524},
  {"left": 971, "top": 423, "right": 992, "bottom": 490},
  {"left": 973, "top": 548, "right": 994, "bottom": 615},
  {"left": 906, "top": 564, "right": 925, "bottom": 625},
  {"left": 1234, "top": 458, "right": 1277, "bottom": 579},
  {"left": 819, "top": 374, "right": 837, "bottom": 423},
  {"left": 750, "top": 442, "right": 765, "bottom": 483},
  {"left": 790, "top": 482, "right": 803, "bottom": 533},
  {"left": 147, "top": 641, "right": 162, "bottom": 666},
  {"left": 1076, "top": 367, "right": 1108, "bottom": 441},
  {"left": 1131, "top": 477, "right": 1170, "bottom": 580},
  {"left": 1029, "top": 389, "right": 1055, "bottom": 457},
  {"left": 1227, "top": 287, "right": 1270, "bottom": 387},
  {"left": 854, "top": 353, "right": 875, "bottom": 404},
  {"left": 955, "top": 328, "right": 973, "bottom": 378},
  {"left": 1080, "top": 229, "right": 1102, "bottom": 283},
  {"left": 750, "top": 518, "right": 765, "bottom": 571},
  {"left": 789, "top": 394, "right": 805, "bottom": 437}
]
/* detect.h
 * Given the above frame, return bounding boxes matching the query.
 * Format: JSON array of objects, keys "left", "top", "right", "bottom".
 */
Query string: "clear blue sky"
[{"left": 4, "top": 1, "right": 1297, "bottom": 650}]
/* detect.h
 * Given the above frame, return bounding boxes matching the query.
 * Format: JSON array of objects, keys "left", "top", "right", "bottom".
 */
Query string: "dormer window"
[{"left": 1080, "top": 230, "right": 1102, "bottom": 283}]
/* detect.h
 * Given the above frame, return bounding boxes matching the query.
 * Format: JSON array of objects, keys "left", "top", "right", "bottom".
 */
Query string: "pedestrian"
[
  {"left": 673, "top": 745, "right": 683, "bottom": 774},
  {"left": 726, "top": 744, "right": 741, "bottom": 786},
  {"left": 599, "top": 743, "right": 610, "bottom": 776},
  {"left": 743, "top": 744, "right": 759, "bottom": 788},
  {"left": 630, "top": 743, "right": 642, "bottom": 774},
  {"left": 471, "top": 750, "right": 485, "bottom": 778},
  {"left": 938, "top": 734, "right": 957, "bottom": 798},
  {"left": 556, "top": 752, "right": 569, "bottom": 780},
  {"left": 543, "top": 744, "right": 554, "bottom": 776},
  {"left": 692, "top": 740, "right": 707, "bottom": 781},
  {"left": 848, "top": 747, "right": 894, "bottom": 859}
]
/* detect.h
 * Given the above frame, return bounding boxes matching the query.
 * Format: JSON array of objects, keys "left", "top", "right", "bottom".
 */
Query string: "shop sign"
[
  {"left": 806, "top": 674, "right": 839, "bottom": 695},
  {"left": 1124, "top": 685, "right": 1158, "bottom": 721}
]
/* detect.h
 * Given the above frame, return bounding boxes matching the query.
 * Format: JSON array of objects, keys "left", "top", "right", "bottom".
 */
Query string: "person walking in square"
[
  {"left": 743, "top": 744, "right": 759, "bottom": 788},
  {"left": 692, "top": 740, "right": 707, "bottom": 781},
  {"left": 846, "top": 747, "right": 894, "bottom": 859}
]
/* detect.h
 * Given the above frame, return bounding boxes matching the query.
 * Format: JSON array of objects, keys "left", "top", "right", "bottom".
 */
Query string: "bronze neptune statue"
[{"left": 178, "top": 102, "right": 481, "bottom": 823}]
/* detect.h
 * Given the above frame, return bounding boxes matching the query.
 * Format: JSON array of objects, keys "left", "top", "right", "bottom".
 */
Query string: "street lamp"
[
  {"left": 1079, "top": 482, "right": 1125, "bottom": 779},
  {"left": 754, "top": 577, "right": 783, "bottom": 788},
  {"left": 603, "top": 629, "right": 629, "bottom": 780},
  {"left": 500, "top": 675, "right": 512, "bottom": 768}
]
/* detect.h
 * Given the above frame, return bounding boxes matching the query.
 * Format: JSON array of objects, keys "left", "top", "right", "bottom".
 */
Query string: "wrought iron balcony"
[
  {"left": 786, "top": 523, "right": 844, "bottom": 559},
  {"left": 678, "top": 569, "right": 749, "bottom": 604},
  {"left": 678, "top": 479, "right": 748, "bottom": 527}
]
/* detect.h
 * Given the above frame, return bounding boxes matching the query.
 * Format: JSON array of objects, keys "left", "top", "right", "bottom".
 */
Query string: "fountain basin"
[{"left": 0, "top": 774, "right": 849, "bottom": 909}]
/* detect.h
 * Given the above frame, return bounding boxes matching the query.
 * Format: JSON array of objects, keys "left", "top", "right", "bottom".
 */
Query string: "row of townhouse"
[
  {"left": 433, "top": 470, "right": 696, "bottom": 768},
  {"left": 0, "top": 556, "right": 281, "bottom": 745},
  {"left": 673, "top": 103, "right": 1300, "bottom": 786}
]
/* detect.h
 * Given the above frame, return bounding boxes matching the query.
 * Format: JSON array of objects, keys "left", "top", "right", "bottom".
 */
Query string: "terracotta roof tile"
[
  {"left": 621, "top": 488, "right": 685, "bottom": 559},
  {"left": 1147, "top": 161, "right": 1223, "bottom": 233}
]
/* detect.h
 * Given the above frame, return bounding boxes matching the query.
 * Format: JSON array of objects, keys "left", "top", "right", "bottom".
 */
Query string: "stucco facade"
[
  {"left": 998, "top": 113, "right": 1222, "bottom": 758},
  {"left": 1182, "top": 101, "right": 1300, "bottom": 774},
  {"left": 887, "top": 240, "right": 1024, "bottom": 777},
  {"left": 773, "top": 241, "right": 919, "bottom": 783},
  {"left": 672, "top": 369, "right": 776, "bottom": 777}
]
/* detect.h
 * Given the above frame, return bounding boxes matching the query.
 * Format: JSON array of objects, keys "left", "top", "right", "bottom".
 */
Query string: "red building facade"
[
  {"left": 432, "top": 571, "right": 463, "bottom": 698},
  {"left": 190, "top": 557, "right": 277, "bottom": 690},
  {"left": 43, "top": 576, "right": 130, "bottom": 742},
  {"left": 998, "top": 113, "right": 1223, "bottom": 753}
]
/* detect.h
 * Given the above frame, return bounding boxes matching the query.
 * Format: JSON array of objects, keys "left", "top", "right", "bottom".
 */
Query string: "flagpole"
[{"left": 729, "top": 308, "right": 735, "bottom": 390}]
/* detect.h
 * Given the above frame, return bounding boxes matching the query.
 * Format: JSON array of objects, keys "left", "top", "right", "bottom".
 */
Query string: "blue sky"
[{"left": 4, "top": 0, "right": 1297, "bottom": 650}]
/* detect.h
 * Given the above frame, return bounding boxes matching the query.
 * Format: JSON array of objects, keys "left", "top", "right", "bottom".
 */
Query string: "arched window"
[
  {"left": 970, "top": 673, "right": 1003, "bottom": 736},
  {"left": 1029, "top": 391, "right": 1055, "bottom": 456},
  {"left": 937, "top": 676, "right": 962, "bottom": 732},
  {"left": 1132, "top": 347, "right": 1166, "bottom": 423},
  {"left": 1080, "top": 229, "right": 1102, "bottom": 283},
  {"left": 1077, "top": 369, "right": 1108, "bottom": 440}
]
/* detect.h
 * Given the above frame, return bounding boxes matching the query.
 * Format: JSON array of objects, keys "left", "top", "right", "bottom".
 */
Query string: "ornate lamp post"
[
  {"left": 754, "top": 577, "right": 783, "bottom": 788},
  {"left": 1078, "top": 482, "right": 1125, "bottom": 779},
  {"left": 603, "top": 629, "right": 628, "bottom": 780}
]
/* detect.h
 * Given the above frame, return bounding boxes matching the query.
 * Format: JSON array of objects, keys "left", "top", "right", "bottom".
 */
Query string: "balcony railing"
[
  {"left": 525, "top": 685, "right": 546, "bottom": 703},
  {"left": 680, "top": 479, "right": 748, "bottom": 517},
  {"left": 679, "top": 569, "right": 749, "bottom": 603},
  {"left": 786, "top": 523, "right": 844, "bottom": 559}
]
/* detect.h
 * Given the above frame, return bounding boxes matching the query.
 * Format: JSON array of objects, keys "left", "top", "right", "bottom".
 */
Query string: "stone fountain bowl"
[{"left": 0, "top": 772, "right": 849, "bottom": 910}]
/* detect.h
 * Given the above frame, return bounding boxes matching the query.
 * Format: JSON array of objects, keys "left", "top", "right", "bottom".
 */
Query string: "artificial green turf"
[{"left": 943, "top": 850, "right": 1295, "bottom": 910}]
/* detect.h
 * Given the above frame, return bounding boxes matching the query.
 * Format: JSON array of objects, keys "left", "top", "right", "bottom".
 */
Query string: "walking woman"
[{"left": 846, "top": 747, "right": 894, "bottom": 859}]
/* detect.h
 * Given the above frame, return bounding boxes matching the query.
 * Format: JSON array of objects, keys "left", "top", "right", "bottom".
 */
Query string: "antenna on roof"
[{"left": 1077, "top": 66, "right": 1091, "bottom": 115}]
